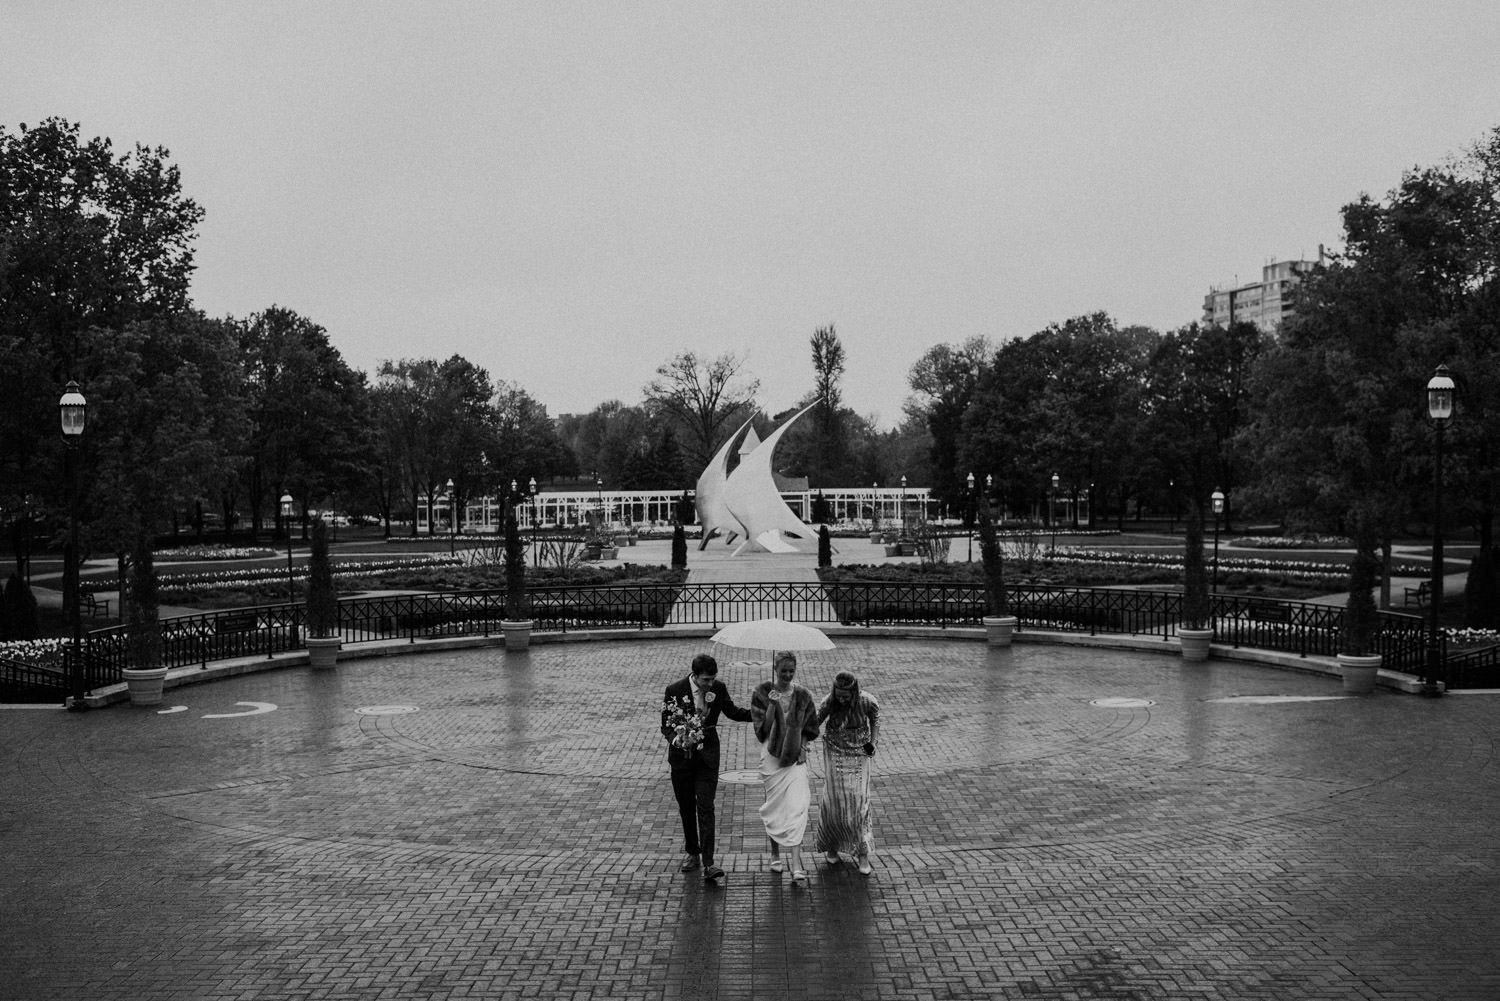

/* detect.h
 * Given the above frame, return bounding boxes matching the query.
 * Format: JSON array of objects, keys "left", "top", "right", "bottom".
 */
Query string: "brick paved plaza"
[{"left": 4, "top": 634, "right": 1500, "bottom": 1000}]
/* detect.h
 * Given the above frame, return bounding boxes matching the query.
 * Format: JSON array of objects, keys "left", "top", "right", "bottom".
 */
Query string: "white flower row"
[
  {"left": 154, "top": 555, "right": 460, "bottom": 591},
  {"left": 155, "top": 545, "right": 279, "bottom": 561},
  {"left": 1039, "top": 546, "right": 1412, "bottom": 580},
  {"left": 1230, "top": 535, "right": 1352, "bottom": 550},
  {"left": 0, "top": 637, "right": 73, "bottom": 669}
]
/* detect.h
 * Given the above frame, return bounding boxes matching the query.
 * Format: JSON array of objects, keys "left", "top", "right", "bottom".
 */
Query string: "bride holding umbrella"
[{"left": 711, "top": 619, "right": 832, "bottom": 884}]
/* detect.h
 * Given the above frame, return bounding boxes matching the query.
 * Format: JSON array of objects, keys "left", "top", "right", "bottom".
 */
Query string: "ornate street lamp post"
[
  {"left": 528, "top": 476, "right": 539, "bottom": 565},
  {"left": 1211, "top": 488, "right": 1226, "bottom": 591},
  {"left": 900, "top": 474, "right": 907, "bottom": 535},
  {"left": 1049, "top": 472, "right": 1060, "bottom": 553},
  {"left": 965, "top": 471, "right": 975, "bottom": 563},
  {"left": 445, "top": 478, "right": 457, "bottom": 556},
  {"left": 59, "top": 381, "right": 87, "bottom": 710},
  {"left": 21, "top": 494, "right": 34, "bottom": 585},
  {"left": 279, "top": 493, "right": 295, "bottom": 603},
  {"left": 1425, "top": 364, "right": 1456, "bottom": 695}
]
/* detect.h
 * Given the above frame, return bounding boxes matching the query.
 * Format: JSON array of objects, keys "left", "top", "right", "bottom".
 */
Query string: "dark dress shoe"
[
  {"left": 680, "top": 854, "right": 700, "bottom": 871},
  {"left": 703, "top": 864, "right": 725, "bottom": 882}
]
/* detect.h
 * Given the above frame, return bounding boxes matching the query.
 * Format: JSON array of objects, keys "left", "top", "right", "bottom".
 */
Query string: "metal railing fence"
[
  {"left": 1445, "top": 644, "right": 1500, "bottom": 689},
  {"left": 6, "top": 582, "right": 1456, "bottom": 703}
]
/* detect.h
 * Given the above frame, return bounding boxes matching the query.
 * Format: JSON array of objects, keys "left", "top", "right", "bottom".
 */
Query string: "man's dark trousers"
[{"left": 671, "top": 755, "right": 719, "bottom": 865}]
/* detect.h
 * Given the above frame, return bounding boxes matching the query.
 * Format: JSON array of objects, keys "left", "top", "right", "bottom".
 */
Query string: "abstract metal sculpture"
[
  {"left": 694, "top": 415, "right": 753, "bottom": 549},
  {"left": 724, "top": 404, "right": 816, "bottom": 554},
  {"left": 694, "top": 404, "right": 817, "bottom": 555}
]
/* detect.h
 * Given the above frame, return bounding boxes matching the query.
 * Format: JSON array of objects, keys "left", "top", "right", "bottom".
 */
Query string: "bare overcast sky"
[{"left": 8, "top": 2, "right": 1500, "bottom": 427}]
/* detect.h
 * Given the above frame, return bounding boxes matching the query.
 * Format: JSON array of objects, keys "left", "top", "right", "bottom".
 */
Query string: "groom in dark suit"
[{"left": 662, "top": 652, "right": 752, "bottom": 882}]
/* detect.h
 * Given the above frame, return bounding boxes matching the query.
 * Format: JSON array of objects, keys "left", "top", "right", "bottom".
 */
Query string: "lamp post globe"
[{"left": 59, "top": 380, "right": 87, "bottom": 438}]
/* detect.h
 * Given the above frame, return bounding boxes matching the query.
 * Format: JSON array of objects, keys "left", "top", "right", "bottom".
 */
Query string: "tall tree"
[
  {"left": 907, "top": 337, "right": 990, "bottom": 511},
  {"left": 372, "top": 358, "right": 443, "bottom": 536},
  {"left": 809, "top": 324, "right": 848, "bottom": 484},
  {"left": 370, "top": 355, "right": 493, "bottom": 536},
  {"left": 238, "top": 307, "right": 369, "bottom": 536},
  {"left": 0, "top": 118, "right": 203, "bottom": 517},
  {"left": 959, "top": 316, "right": 1156, "bottom": 526},
  {"left": 489, "top": 380, "right": 571, "bottom": 488},
  {"left": 1145, "top": 321, "right": 1266, "bottom": 528},
  {"left": 81, "top": 310, "right": 250, "bottom": 606},
  {"left": 643, "top": 351, "right": 760, "bottom": 472},
  {"left": 432, "top": 354, "right": 498, "bottom": 522}
]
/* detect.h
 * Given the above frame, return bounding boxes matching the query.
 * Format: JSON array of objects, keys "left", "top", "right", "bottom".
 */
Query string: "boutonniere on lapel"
[{"left": 705, "top": 691, "right": 716, "bottom": 704}]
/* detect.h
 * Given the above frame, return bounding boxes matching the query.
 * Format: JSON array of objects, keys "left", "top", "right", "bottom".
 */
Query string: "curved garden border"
[{"left": 49, "top": 582, "right": 1444, "bottom": 708}]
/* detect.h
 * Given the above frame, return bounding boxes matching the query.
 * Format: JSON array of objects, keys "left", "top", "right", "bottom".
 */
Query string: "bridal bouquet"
[{"left": 662, "top": 698, "right": 705, "bottom": 754}]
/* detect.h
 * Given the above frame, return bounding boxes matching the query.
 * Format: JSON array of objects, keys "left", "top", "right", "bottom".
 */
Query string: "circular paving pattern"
[
  {"left": 42, "top": 637, "right": 1441, "bottom": 861},
  {"left": 13, "top": 632, "right": 1500, "bottom": 1001}
]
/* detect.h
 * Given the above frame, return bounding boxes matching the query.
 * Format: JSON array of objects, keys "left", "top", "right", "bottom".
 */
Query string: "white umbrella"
[
  {"left": 710, "top": 617, "right": 836, "bottom": 687},
  {"left": 709, "top": 617, "right": 835, "bottom": 652}
]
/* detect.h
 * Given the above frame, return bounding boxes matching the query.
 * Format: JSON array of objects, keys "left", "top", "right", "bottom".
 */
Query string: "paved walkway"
[
  {"left": 8, "top": 539, "right": 1496, "bottom": 999},
  {"left": 5, "top": 626, "right": 1500, "bottom": 998}
]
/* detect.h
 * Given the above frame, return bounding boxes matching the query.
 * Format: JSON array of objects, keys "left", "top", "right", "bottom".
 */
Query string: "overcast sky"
[{"left": 8, "top": 2, "right": 1500, "bottom": 428}]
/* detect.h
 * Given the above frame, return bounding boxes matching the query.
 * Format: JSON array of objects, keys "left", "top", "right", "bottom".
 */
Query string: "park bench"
[
  {"left": 81, "top": 592, "right": 111, "bottom": 618},
  {"left": 1404, "top": 581, "right": 1431, "bottom": 608}
]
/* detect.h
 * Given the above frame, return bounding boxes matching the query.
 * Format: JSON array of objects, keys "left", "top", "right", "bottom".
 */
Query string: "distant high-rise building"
[{"left": 1203, "top": 253, "right": 1322, "bottom": 332}]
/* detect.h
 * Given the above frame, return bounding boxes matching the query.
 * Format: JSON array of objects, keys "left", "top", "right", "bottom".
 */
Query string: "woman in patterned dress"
[{"left": 813, "top": 671, "right": 879, "bottom": 875}]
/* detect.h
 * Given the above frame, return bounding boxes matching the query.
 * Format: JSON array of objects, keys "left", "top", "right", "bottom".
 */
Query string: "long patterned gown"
[{"left": 813, "top": 693, "right": 879, "bottom": 857}]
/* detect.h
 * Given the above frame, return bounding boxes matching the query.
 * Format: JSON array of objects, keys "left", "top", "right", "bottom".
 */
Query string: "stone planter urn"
[
  {"left": 1336, "top": 652, "right": 1381, "bottom": 694},
  {"left": 501, "top": 619, "right": 533, "bottom": 651},
  {"left": 983, "top": 615, "right": 1018, "bottom": 647},
  {"left": 870, "top": 531, "right": 883, "bottom": 544},
  {"left": 884, "top": 544, "right": 901, "bottom": 557},
  {"left": 1178, "top": 627, "right": 1213, "bottom": 662},
  {"left": 122, "top": 666, "right": 170, "bottom": 707},
  {"left": 307, "top": 635, "right": 341, "bottom": 670}
]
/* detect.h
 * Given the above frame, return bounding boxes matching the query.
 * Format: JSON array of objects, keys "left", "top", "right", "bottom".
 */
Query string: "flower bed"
[
  {"left": 155, "top": 556, "right": 463, "bottom": 600},
  {"left": 155, "top": 545, "right": 279, "bottom": 561},
  {"left": 0, "top": 637, "right": 72, "bottom": 669},
  {"left": 1228, "top": 535, "right": 1352, "bottom": 550}
]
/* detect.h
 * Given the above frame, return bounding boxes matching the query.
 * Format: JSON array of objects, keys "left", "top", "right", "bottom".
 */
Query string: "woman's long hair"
[{"left": 819, "top": 671, "right": 867, "bottom": 730}]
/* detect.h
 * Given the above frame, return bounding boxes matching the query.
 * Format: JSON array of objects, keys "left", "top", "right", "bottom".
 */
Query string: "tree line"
[
  {"left": 905, "top": 126, "right": 1499, "bottom": 610},
  {"left": 0, "top": 119, "right": 933, "bottom": 572},
  {"left": 5, "top": 115, "right": 1498, "bottom": 609}
]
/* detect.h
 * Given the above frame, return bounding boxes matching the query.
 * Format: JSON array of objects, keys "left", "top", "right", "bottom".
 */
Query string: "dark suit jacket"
[{"left": 662, "top": 677, "right": 752, "bottom": 770}]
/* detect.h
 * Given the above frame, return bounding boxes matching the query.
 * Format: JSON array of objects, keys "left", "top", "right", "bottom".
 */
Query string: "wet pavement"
[{"left": 4, "top": 634, "right": 1500, "bottom": 999}]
